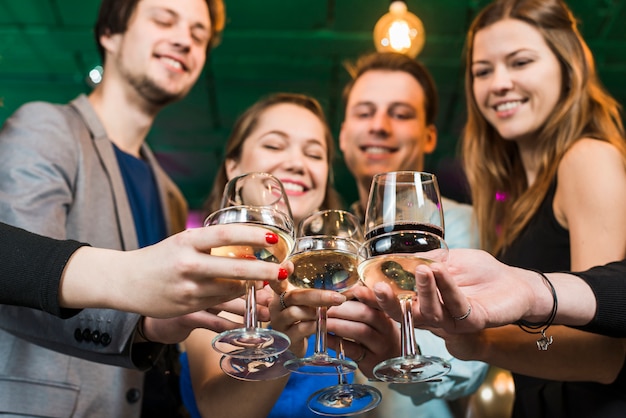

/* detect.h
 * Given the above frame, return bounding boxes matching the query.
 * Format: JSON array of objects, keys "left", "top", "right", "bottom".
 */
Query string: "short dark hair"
[
  {"left": 342, "top": 52, "right": 438, "bottom": 125},
  {"left": 93, "top": 0, "right": 225, "bottom": 62}
]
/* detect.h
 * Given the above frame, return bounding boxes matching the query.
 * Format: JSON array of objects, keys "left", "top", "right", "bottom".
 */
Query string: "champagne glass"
[
  {"left": 307, "top": 339, "right": 382, "bottom": 416},
  {"left": 358, "top": 171, "right": 451, "bottom": 383},
  {"left": 284, "top": 210, "right": 363, "bottom": 375},
  {"left": 205, "top": 172, "right": 295, "bottom": 362}
]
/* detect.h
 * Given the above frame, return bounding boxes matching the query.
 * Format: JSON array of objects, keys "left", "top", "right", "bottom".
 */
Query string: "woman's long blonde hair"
[
  {"left": 203, "top": 93, "right": 343, "bottom": 217},
  {"left": 462, "top": 0, "right": 626, "bottom": 254}
]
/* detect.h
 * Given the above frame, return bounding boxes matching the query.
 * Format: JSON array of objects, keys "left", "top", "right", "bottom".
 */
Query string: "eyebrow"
[
  {"left": 472, "top": 48, "right": 537, "bottom": 65},
  {"left": 150, "top": 6, "right": 210, "bottom": 32}
]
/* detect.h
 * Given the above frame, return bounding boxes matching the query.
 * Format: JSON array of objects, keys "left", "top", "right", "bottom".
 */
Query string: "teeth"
[
  {"left": 495, "top": 101, "right": 522, "bottom": 112},
  {"left": 161, "top": 57, "right": 182, "bottom": 70},
  {"left": 364, "top": 147, "right": 391, "bottom": 155},
  {"left": 282, "top": 183, "right": 304, "bottom": 193}
]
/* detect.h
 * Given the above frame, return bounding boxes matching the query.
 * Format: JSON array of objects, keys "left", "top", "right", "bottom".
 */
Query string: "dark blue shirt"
[{"left": 113, "top": 145, "right": 167, "bottom": 247}]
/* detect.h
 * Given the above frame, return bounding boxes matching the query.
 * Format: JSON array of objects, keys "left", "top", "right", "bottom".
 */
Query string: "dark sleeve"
[
  {"left": 570, "top": 260, "right": 626, "bottom": 338},
  {"left": 0, "top": 222, "right": 88, "bottom": 317}
]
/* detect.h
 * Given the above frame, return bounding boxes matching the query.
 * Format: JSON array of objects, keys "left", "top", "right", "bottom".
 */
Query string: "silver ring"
[
  {"left": 279, "top": 291, "right": 288, "bottom": 310},
  {"left": 354, "top": 346, "right": 366, "bottom": 363},
  {"left": 452, "top": 304, "right": 472, "bottom": 321}
]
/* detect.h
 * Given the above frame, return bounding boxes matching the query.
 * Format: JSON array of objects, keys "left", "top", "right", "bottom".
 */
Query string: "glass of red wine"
[
  {"left": 205, "top": 172, "right": 295, "bottom": 371},
  {"left": 358, "top": 171, "right": 451, "bottom": 383}
]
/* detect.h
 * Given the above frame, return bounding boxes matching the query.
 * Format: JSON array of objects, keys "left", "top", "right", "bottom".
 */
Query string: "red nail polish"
[
  {"left": 278, "top": 268, "right": 289, "bottom": 281},
  {"left": 265, "top": 232, "right": 279, "bottom": 244},
  {"left": 263, "top": 281, "right": 270, "bottom": 287}
]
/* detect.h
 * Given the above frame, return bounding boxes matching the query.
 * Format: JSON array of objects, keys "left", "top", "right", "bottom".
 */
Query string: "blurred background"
[{"left": 0, "top": 0, "right": 625, "bottom": 210}]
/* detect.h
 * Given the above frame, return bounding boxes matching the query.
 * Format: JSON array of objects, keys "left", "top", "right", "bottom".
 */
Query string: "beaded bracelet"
[{"left": 515, "top": 269, "right": 558, "bottom": 351}]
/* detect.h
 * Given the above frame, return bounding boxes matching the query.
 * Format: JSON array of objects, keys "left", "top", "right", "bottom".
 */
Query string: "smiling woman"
[
  {"left": 458, "top": 0, "right": 626, "bottom": 417},
  {"left": 202, "top": 92, "right": 342, "bottom": 221},
  {"left": 180, "top": 92, "right": 347, "bottom": 418}
]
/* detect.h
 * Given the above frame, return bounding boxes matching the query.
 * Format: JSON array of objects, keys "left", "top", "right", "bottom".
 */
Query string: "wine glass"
[
  {"left": 307, "top": 339, "right": 382, "bottom": 416},
  {"left": 358, "top": 171, "right": 452, "bottom": 383},
  {"left": 284, "top": 209, "right": 363, "bottom": 375},
  {"left": 205, "top": 172, "right": 295, "bottom": 364}
]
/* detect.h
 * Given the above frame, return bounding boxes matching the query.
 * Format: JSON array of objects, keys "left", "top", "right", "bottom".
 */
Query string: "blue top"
[
  {"left": 113, "top": 144, "right": 166, "bottom": 247},
  {"left": 179, "top": 335, "right": 353, "bottom": 418}
]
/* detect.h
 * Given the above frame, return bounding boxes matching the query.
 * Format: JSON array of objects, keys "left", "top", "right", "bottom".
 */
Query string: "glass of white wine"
[
  {"left": 284, "top": 209, "right": 363, "bottom": 375},
  {"left": 358, "top": 171, "right": 451, "bottom": 383},
  {"left": 205, "top": 172, "right": 295, "bottom": 367}
]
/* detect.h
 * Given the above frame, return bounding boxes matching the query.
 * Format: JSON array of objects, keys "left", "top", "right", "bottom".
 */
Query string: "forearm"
[
  {"left": 529, "top": 271, "right": 596, "bottom": 327},
  {"left": 474, "top": 325, "right": 624, "bottom": 383}
]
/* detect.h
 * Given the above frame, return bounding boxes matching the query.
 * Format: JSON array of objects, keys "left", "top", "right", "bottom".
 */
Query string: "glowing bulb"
[{"left": 373, "top": 1, "right": 425, "bottom": 58}]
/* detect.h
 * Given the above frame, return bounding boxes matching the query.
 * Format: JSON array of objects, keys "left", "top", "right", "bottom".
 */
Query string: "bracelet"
[
  {"left": 136, "top": 316, "right": 155, "bottom": 343},
  {"left": 515, "top": 269, "right": 557, "bottom": 351}
]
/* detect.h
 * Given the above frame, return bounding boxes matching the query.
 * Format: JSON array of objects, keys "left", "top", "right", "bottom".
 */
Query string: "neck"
[{"left": 88, "top": 79, "right": 161, "bottom": 158}]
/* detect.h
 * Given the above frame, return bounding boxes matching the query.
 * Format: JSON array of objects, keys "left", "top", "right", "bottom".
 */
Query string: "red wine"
[
  {"left": 365, "top": 223, "right": 443, "bottom": 240},
  {"left": 359, "top": 223, "right": 446, "bottom": 296},
  {"left": 364, "top": 224, "right": 443, "bottom": 257}
]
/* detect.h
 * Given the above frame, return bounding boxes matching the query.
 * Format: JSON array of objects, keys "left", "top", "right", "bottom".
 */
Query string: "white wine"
[
  {"left": 288, "top": 249, "right": 360, "bottom": 292},
  {"left": 358, "top": 254, "right": 434, "bottom": 297},
  {"left": 211, "top": 225, "right": 294, "bottom": 264}
]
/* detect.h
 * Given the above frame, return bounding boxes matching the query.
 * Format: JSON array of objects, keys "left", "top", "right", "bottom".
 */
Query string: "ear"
[
  {"left": 338, "top": 122, "right": 347, "bottom": 153},
  {"left": 225, "top": 158, "right": 240, "bottom": 180},
  {"left": 423, "top": 124, "right": 438, "bottom": 155},
  {"left": 99, "top": 30, "right": 121, "bottom": 56}
]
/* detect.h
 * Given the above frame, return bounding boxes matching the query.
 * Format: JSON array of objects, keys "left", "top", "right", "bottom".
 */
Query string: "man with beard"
[{"left": 0, "top": 0, "right": 224, "bottom": 416}]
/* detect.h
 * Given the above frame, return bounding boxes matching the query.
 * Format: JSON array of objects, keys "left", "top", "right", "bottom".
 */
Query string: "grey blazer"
[{"left": 0, "top": 95, "right": 187, "bottom": 417}]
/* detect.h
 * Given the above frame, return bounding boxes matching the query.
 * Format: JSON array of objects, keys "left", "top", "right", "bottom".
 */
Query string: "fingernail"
[
  {"left": 263, "top": 281, "right": 270, "bottom": 287},
  {"left": 278, "top": 268, "right": 289, "bottom": 280},
  {"left": 415, "top": 269, "right": 428, "bottom": 285},
  {"left": 332, "top": 294, "right": 346, "bottom": 304},
  {"left": 265, "top": 232, "right": 279, "bottom": 244}
]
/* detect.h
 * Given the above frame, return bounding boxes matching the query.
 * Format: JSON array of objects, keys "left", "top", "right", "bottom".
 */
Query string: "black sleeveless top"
[{"left": 499, "top": 179, "right": 626, "bottom": 418}]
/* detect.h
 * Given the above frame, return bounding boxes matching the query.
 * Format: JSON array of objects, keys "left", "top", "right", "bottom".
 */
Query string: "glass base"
[
  {"left": 307, "top": 384, "right": 382, "bottom": 416},
  {"left": 220, "top": 350, "right": 295, "bottom": 381},
  {"left": 284, "top": 354, "right": 358, "bottom": 376},
  {"left": 212, "top": 327, "right": 291, "bottom": 359},
  {"left": 373, "top": 355, "right": 451, "bottom": 383}
]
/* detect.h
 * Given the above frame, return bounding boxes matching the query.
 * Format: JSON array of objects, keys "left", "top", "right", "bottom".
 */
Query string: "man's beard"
[{"left": 127, "top": 73, "right": 187, "bottom": 107}]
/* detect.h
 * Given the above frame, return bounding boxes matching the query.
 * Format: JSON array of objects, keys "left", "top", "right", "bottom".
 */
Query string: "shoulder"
[
  {"left": 559, "top": 138, "right": 624, "bottom": 174},
  {"left": 441, "top": 196, "right": 480, "bottom": 249},
  {"left": 2, "top": 100, "right": 79, "bottom": 143},
  {"left": 442, "top": 196, "right": 473, "bottom": 219}
]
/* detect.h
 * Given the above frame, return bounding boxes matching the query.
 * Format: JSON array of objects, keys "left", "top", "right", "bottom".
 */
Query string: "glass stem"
[
  {"left": 337, "top": 338, "right": 348, "bottom": 385},
  {"left": 314, "top": 306, "right": 328, "bottom": 356},
  {"left": 245, "top": 281, "right": 257, "bottom": 330},
  {"left": 400, "top": 296, "right": 420, "bottom": 357}
]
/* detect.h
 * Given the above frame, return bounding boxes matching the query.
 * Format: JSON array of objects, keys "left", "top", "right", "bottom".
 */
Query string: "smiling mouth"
[
  {"left": 157, "top": 55, "right": 187, "bottom": 72},
  {"left": 493, "top": 100, "right": 526, "bottom": 112},
  {"left": 282, "top": 182, "right": 307, "bottom": 193},
  {"left": 361, "top": 146, "right": 396, "bottom": 155}
]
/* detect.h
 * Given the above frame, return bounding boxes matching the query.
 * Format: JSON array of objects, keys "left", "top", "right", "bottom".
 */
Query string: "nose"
[
  {"left": 369, "top": 111, "right": 391, "bottom": 139},
  {"left": 170, "top": 24, "right": 192, "bottom": 51},
  {"left": 490, "top": 65, "right": 513, "bottom": 94},
  {"left": 283, "top": 148, "right": 306, "bottom": 174}
]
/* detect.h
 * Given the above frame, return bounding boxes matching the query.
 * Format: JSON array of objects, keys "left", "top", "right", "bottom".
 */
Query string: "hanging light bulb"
[{"left": 373, "top": 1, "right": 425, "bottom": 58}]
